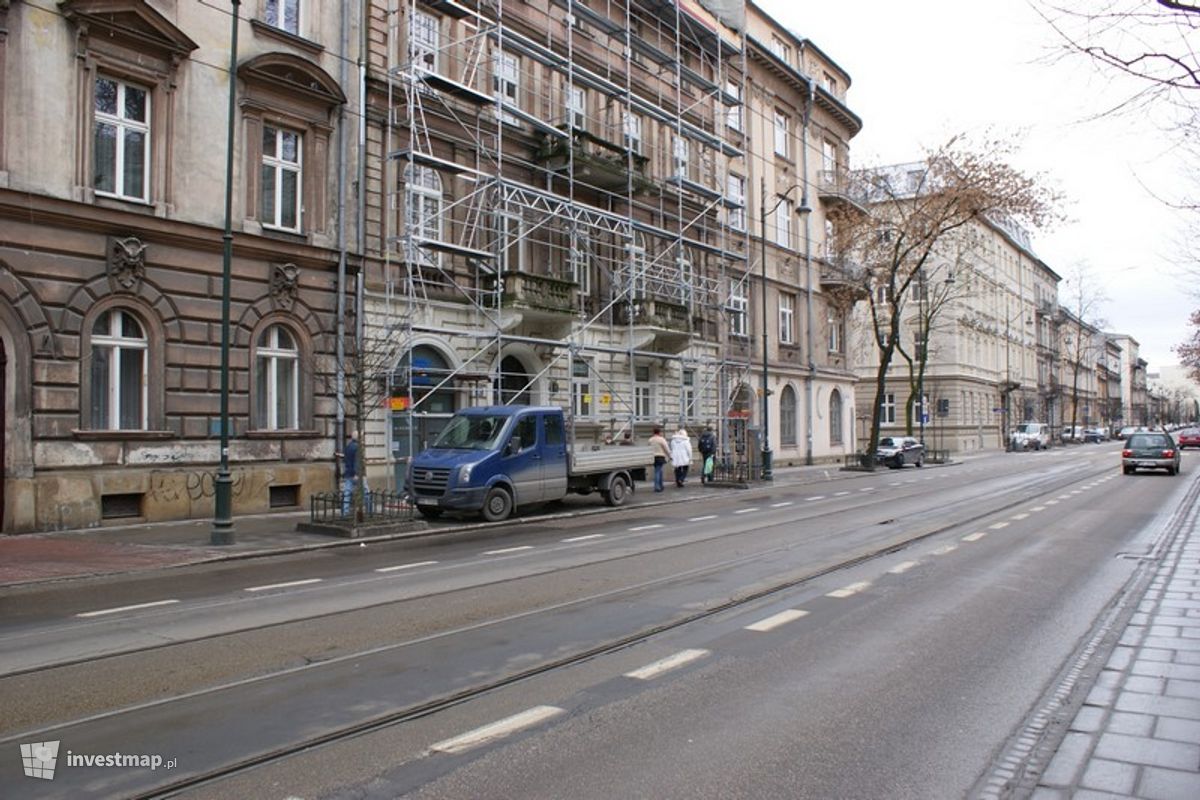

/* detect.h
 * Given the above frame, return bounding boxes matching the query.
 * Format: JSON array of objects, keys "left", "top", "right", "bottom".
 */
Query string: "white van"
[{"left": 1011, "top": 422, "right": 1051, "bottom": 451}]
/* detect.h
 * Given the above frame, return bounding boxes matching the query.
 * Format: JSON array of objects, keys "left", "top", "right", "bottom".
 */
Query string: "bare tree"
[
  {"left": 1036, "top": 1, "right": 1200, "bottom": 117},
  {"left": 1058, "top": 264, "right": 1110, "bottom": 438},
  {"left": 832, "top": 135, "right": 1061, "bottom": 465}
]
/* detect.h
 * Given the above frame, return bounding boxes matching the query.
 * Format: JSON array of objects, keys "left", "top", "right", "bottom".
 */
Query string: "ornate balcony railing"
[{"left": 535, "top": 127, "right": 654, "bottom": 194}]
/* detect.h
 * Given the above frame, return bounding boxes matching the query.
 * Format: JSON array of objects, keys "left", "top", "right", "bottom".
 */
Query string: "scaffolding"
[{"left": 378, "top": 0, "right": 756, "bottom": 490}]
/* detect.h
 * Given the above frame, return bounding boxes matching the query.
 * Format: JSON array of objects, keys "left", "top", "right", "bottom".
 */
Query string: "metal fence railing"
[{"left": 310, "top": 490, "right": 415, "bottom": 525}]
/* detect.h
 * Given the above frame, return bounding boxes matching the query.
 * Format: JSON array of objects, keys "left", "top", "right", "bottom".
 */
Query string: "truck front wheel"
[
  {"left": 604, "top": 475, "right": 629, "bottom": 506},
  {"left": 481, "top": 487, "right": 513, "bottom": 522}
]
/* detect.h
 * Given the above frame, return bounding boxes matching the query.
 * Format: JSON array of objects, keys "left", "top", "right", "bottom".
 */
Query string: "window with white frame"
[
  {"left": 822, "top": 139, "right": 837, "bottom": 174},
  {"left": 773, "top": 110, "right": 789, "bottom": 157},
  {"left": 265, "top": 0, "right": 300, "bottom": 35},
  {"left": 729, "top": 280, "right": 748, "bottom": 337},
  {"left": 255, "top": 324, "right": 300, "bottom": 430},
  {"left": 779, "top": 293, "right": 795, "bottom": 345},
  {"left": 404, "top": 163, "right": 443, "bottom": 249},
  {"left": 496, "top": 211, "right": 525, "bottom": 272},
  {"left": 567, "top": 85, "right": 586, "bottom": 129},
  {"left": 569, "top": 228, "right": 591, "bottom": 294},
  {"left": 261, "top": 125, "right": 302, "bottom": 231},
  {"left": 624, "top": 113, "right": 642, "bottom": 154},
  {"left": 493, "top": 51, "right": 520, "bottom": 124},
  {"left": 673, "top": 136, "right": 689, "bottom": 179},
  {"left": 571, "top": 359, "right": 592, "bottom": 417},
  {"left": 726, "top": 174, "right": 746, "bottom": 231},
  {"left": 769, "top": 35, "right": 790, "bottom": 64},
  {"left": 634, "top": 365, "right": 654, "bottom": 420},
  {"left": 774, "top": 197, "right": 792, "bottom": 248},
  {"left": 828, "top": 311, "right": 844, "bottom": 353},
  {"left": 89, "top": 309, "right": 148, "bottom": 430},
  {"left": 725, "top": 81, "right": 743, "bottom": 131},
  {"left": 880, "top": 392, "right": 896, "bottom": 424},
  {"left": 408, "top": 9, "right": 439, "bottom": 74},
  {"left": 780, "top": 385, "right": 797, "bottom": 446},
  {"left": 683, "top": 369, "right": 697, "bottom": 419},
  {"left": 93, "top": 77, "right": 150, "bottom": 203},
  {"left": 627, "top": 244, "right": 647, "bottom": 298}
]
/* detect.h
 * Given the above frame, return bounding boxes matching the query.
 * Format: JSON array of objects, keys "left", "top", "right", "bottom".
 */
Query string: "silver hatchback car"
[{"left": 1122, "top": 432, "right": 1182, "bottom": 476}]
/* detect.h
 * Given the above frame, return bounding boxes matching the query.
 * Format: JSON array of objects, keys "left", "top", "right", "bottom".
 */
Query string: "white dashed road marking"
[
  {"left": 827, "top": 581, "right": 871, "bottom": 598},
  {"left": 807, "top": 495, "right": 826, "bottom": 502},
  {"left": 375, "top": 561, "right": 438, "bottom": 573},
  {"left": 770, "top": 501, "right": 794, "bottom": 508},
  {"left": 562, "top": 534, "right": 604, "bottom": 542},
  {"left": 430, "top": 706, "right": 565, "bottom": 754},
  {"left": 888, "top": 561, "right": 919, "bottom": 574},
  {"left": 734, "top": 508, "right": 758, "bottom": 515},
  {"left": 962, "top": 532, "right": 987, "bottom": 542},
  {"left": 745, "top": 609, "right": 810, "bottom": 632},
  {"left": 1012, "top": 513, "right": 1030, "bottom": 520},
  {"left": 77, "top": 599, "right": 180, "bottom": 618},
  {"left": 483, "top": 546, "right": 534, "bottom": 555},
  {"left": 245, "top": 579, "right": 322, "bottom": 593},
  {"left": 625, "top": 649, "right": 710, "bottom": 680},
  {"left": 989, "top": 522, "right": 1010, "bottom": 530},
  {"left": 932, "top": 544, "right": 958, "bottom": 555},
  {"left": 628, "top": 524, "right": 663, "bottom": 532},
  {"left": 687, "top": 515, "right": 717, "bottom": 522},
  {"left": 1030, "top": 506, "right": 1046, "bottom": 512}
]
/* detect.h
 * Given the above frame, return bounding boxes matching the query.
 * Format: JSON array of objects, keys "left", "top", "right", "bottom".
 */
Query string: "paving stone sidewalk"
[{"left": 1033, "top": 526, "right": 1200, "bottom": 799}]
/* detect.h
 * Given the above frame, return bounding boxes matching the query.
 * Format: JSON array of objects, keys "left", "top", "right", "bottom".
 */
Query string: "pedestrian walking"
[
  {"left": 338, "top": 430, "right": 360, "bottom": 515},
  {"left": 648, "top": 427, "right": 670, "bottom": 492},
  {"left": 670, "top": 427, "right": 693, "bottom": 487},
  {"left": 698, "top": 424, "right": 717, "bottom": 484}
]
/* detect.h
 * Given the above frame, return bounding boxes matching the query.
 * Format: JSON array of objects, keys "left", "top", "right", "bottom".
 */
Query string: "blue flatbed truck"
[{"left": 407, "top": 406, "right": 653, "bottom": 521}]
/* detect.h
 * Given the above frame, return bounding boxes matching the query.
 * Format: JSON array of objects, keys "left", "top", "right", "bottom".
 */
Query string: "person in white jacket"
[{"left": 669, "top": 427, "right": 693, "bottom": 487}]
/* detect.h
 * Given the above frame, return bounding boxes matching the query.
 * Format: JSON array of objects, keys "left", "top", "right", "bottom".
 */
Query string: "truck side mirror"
[{"left": 504, "top": 438, "right": 516, "bottom": 457}]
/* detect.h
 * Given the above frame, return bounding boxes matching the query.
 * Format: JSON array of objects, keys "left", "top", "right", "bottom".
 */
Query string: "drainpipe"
[
  {"left": 801, "top": 76, "right": 815, "bottom": 466},
  {"left": 334, "top": 0, "right": 350, "bottom": 476}
]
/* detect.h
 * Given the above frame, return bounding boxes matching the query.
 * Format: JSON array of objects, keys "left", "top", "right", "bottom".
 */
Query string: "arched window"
[
  {"left": 780, "top": 385, "right": 797, "bottom": 446},
  {"left": 255, "top": 324, "right": 299, "bottom": 430},
  {"left": 496, "top": 355, "right": 532, "bottom": 405},
  {"left": 830, "top": 389, "right": 844, "bottom": 445},
  {"left": 90, "top": 309, "right": 147, "bottom": 430}
]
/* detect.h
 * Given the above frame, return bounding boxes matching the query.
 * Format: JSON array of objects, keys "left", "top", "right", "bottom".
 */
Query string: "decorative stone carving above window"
[
  {"left": 107, "top": 235, "right": 147, "bottom": 292},
  {"left": 270, "top": 262, "right": 300, "bottom": 310}
]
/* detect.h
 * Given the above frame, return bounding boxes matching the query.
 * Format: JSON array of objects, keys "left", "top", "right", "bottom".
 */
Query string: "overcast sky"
[{"left": 756, "top": 0, "right": 1193, "bottom": 373}]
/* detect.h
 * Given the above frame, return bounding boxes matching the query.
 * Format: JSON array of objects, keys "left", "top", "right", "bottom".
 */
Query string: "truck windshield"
[{"left": 430, "top": 414, "right": 509, "bottom": 450}]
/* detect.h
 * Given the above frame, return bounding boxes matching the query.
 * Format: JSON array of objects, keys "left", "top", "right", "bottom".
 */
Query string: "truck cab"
[{"left": 408, "top": 406, "right": 566, "bottom": 521}]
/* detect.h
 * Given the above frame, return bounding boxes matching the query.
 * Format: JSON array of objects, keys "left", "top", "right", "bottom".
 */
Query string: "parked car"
[
  {"left": 1117, "top": 426, "right": 1145, "bottom": 440},
  {"left": 1011, "top": 422, "right": 1051, "bottom": 451},
  {"left": 1177, "top": 427, "right": 1200, "bottom": 449},
  {"left": 875, "top": 436, "right": 925, "bottom": 469},
  {"left": 1061, "top": 425, "right": 1086, "bottom": 443},
  {"left": 1083, "top": 428, "right": 1107, "bottom": 443},
  {"left": 1122, "top": 432, "right": 1181, "bottom": 476}
]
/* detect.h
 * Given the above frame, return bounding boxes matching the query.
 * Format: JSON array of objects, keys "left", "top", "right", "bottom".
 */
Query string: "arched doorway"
[
  {"left": 390, "top": 344, "right": 458, "bottom": 491},
  {"left": 496, "top": 354, "right": 534, "bottom": 406}
]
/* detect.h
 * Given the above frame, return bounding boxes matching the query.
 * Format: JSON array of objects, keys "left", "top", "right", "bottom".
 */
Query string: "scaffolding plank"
[
  {"left": 496, "top": 102, "right": 570, "bottom": 138},
  {"left": 550, "top": 0, "right": 624, "bottom": 35},
  {"left": 418, "top": 0, "right": 473, "bottom": 20},
  {"left": 388, "top": 149, "right": 486, "bottom": 177},
  {"left": 419, "top": 73, "right": 495, "bottom": 105},
  {"left": 665, "top": 175, "right": 722, "bottom": 201}
]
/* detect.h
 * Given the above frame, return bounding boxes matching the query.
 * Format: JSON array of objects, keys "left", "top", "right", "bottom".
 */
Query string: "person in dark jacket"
[{"left": 698, "top": 425, "right": 717, "bottom": 484}]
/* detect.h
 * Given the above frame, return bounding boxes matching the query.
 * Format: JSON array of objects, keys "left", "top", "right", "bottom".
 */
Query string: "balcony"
[
  {"left": 615, "top": 297, "right": 692, "bottom": 353},
  {"left": 817, "top": 169, "right": 868, "bottom": 213},
  {"left": 484, "top": 271, "right": 578, "bottom": 334},
  {"left": 534, "top": 127, "right": 654, "bottom": 194},
  {"left": 819, "top": 257, "right": 869, "bottom": 304}
]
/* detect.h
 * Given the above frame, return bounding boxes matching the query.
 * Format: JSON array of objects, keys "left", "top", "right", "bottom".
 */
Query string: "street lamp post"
[
  {"left": 211, "top": 0, "right": 240, "bottom": 546},
  {"left": 759, "top": 179, "right": 803, "bottom": 481}
]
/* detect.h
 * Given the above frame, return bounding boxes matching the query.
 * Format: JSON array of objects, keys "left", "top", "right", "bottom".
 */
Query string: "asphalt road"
[{"left": 0, "top": 444, "right": 1189, "bottom": 798}]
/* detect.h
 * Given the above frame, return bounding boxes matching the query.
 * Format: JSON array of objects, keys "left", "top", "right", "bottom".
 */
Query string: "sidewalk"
[
  {"left": 1026, "top": 512, "right": 1200, "bottom": 799},
  {"left": 0, "top": 461, "right": 860, "bottom": 588}
]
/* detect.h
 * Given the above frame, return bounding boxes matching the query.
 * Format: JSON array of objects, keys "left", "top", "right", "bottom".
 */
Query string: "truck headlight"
[{"left": 458, "top": 464, "right": 473, "bottom": 484}]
